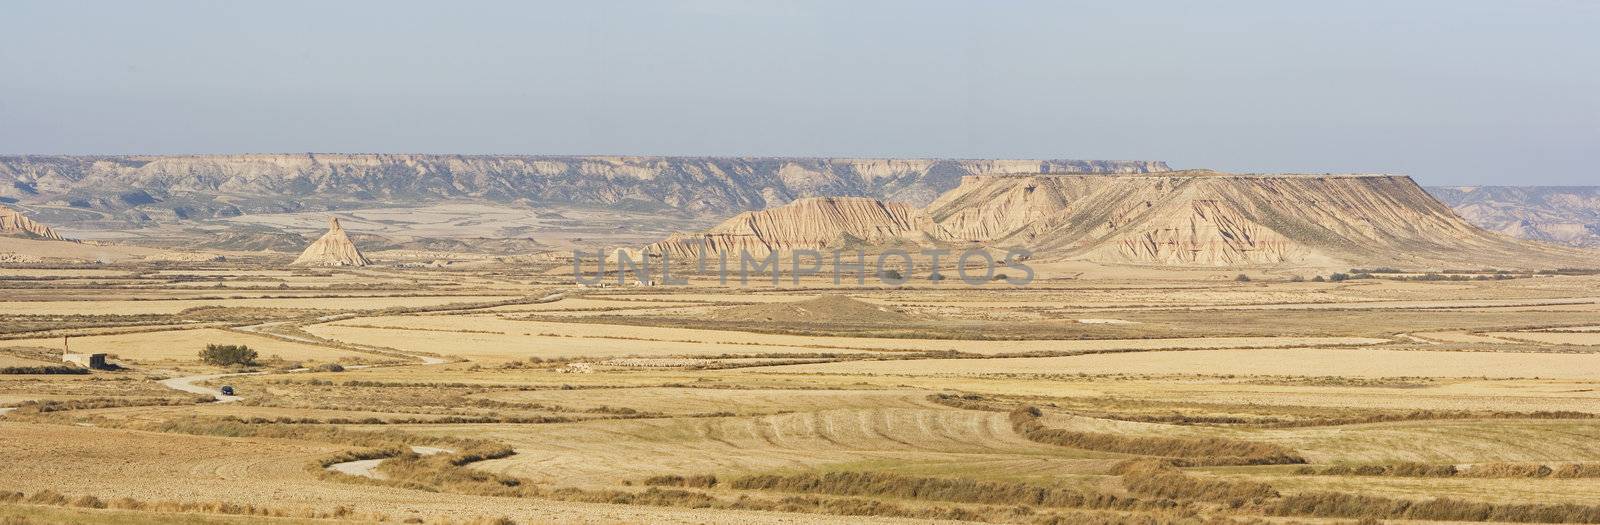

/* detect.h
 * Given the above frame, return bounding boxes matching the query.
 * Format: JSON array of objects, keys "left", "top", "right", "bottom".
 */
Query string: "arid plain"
[
  {"left": 4, "top": 260, "right": 1600, "bottom": 524},
  {"left": 4, "top": 158, "right": 1600, "bottom": 524}
]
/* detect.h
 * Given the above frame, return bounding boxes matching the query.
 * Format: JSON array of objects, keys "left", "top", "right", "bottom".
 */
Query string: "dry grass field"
[{"left": 5, "top": 264, "right": 1600, "bottom": 524}]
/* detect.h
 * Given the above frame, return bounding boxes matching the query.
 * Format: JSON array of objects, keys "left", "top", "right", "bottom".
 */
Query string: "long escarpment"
[
  {"left": 645, "top": 171, "right": 1595, "bottom": 269},
  {"left": 0, "top": 155, "right": 1167, "bottom": 221}
]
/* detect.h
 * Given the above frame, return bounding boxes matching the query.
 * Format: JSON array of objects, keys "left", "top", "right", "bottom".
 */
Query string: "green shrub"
[{"left": 199, "top": 344, "right": 257, "bottom": 366}]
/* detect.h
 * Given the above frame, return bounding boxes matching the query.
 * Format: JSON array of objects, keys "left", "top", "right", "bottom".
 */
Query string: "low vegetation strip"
[
  {"left": 1267, "top": 491, "right": 1600, "bottom": 523},
  {"left": 1122, "top": 408, "right": 1598, "bottom": 429},
  {"left": 1008, "top": 406, "right": 1306, "bottom": 466},
  {"left": 0, "top": 489, "right": 387, "bottom": 521},
  {"left": 223, "top": 414, "right": 580, "bottom": 425},
  {"left": 7, "top": 395, "right": 213, "bottom": 414},
  {"left": 933, "top": 392, "right": 1600, "bottom": 434},
  {"left": 1297, "top": 462, "right": 1600, "bottom": 478},
  {"left": 723, "top": 471, "right": 1166, "bottom": 511},
  {"left": 134, "top": 416, "right": 498, "bottom": 450},
  {"left": 0, "top": 365, "right": 87, "bottom": 375}
]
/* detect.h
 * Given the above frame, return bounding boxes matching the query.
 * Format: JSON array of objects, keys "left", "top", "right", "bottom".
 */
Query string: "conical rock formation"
[
  {"left": 0, "top": 206, "right": 68, "bottom": 241},
  {"left": 291, "top": 217, "right": 371, "bottom": 267}
]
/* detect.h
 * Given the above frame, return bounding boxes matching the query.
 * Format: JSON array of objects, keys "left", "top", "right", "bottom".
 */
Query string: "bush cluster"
[{"left": 198, "top": 344, "right": 257, "bottom": 366}]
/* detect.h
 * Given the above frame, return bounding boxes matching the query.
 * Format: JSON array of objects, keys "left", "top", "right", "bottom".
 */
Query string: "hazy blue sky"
[{"left": 2, "top": 1, "right": 1595, "bottom": 185}]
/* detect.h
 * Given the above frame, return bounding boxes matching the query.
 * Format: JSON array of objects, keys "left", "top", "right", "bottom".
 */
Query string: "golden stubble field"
[{"left": 3, "top": 264, "right": 1599, "bottom": 524}]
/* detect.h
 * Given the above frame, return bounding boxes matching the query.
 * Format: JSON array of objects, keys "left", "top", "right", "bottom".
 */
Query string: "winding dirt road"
[
  {"left": 326, "top": 446, "right": 453, "bottom": 479},
  {"left": 158, "top": 371, "right": 260, "bottom": 402}
]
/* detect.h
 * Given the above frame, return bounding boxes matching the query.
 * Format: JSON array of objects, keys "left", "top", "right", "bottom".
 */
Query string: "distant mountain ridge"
[
  {"left": 3, "top": 155, "right": 1592, "bottom": 252},
  {"left": 0, "top": 155, "right": 1168, "bottom": 222},
  {"left": 1425, "top": 186, "right": 1600, "bottom": 248}
]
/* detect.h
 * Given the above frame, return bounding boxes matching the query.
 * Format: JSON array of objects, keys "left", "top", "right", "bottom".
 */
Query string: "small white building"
[
  {"left": 62, "top": 352, "right": 108, "bottom": 369},
  {"left": 60, "top": 336, "right": 110, "bottom": 370}
]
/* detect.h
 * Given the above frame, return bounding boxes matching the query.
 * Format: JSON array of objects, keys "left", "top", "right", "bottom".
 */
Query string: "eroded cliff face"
[
  {"left": 0, "top": 206, "right": 67, "bottom": 241},
  {"left": 0, "top": 155, "right": 1168, "bottom": 222},
  {"left": 643, "top": 171, "right": 1596, "bottom": 269},
  {"left": 645, "top": 197, "right": 928, "bottom": 258},
  {"left": 925, "top": 172, "right": 1590, "bottom": 268}
]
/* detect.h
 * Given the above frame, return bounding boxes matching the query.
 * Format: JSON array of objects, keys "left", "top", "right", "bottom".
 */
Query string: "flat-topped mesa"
[
  {"left": 925, "top": 172, "right": 1593, "bottom": 269},
  {"left": 291, "top": 217, "right": 371, "bottom": 267},
  {"left": 644, "top": 196, "right": 930, "bottom": 258},
  {"left": 0, "top": 206, "right": 69, "bottom": 241}
]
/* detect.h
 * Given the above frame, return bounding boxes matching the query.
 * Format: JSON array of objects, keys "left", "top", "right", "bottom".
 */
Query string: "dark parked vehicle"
[{"left": 219, "top": 385, "right": 235, "bottom": 396}]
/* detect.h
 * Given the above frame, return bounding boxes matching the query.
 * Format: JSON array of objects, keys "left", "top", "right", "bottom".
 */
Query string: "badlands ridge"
[{"left": 647, "top": 171, "right": 1594, "bottom": 269}]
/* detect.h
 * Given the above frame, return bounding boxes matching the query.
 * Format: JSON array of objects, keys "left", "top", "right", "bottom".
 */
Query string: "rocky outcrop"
[
  {"left": 0, "top": 155, "right": 1168, "bottom": 222},
  {"left": 645, "top": 197, "right": 928, "bottom": 258},
  {"left": 291, "top": 218, "right": 371, "bottom": 267},
  {"left": 0, "top": 206, "right": 68, "bottom": 241},
  {"left": 1427, "top": 186, "right": 1600, "bottom": 248}
]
